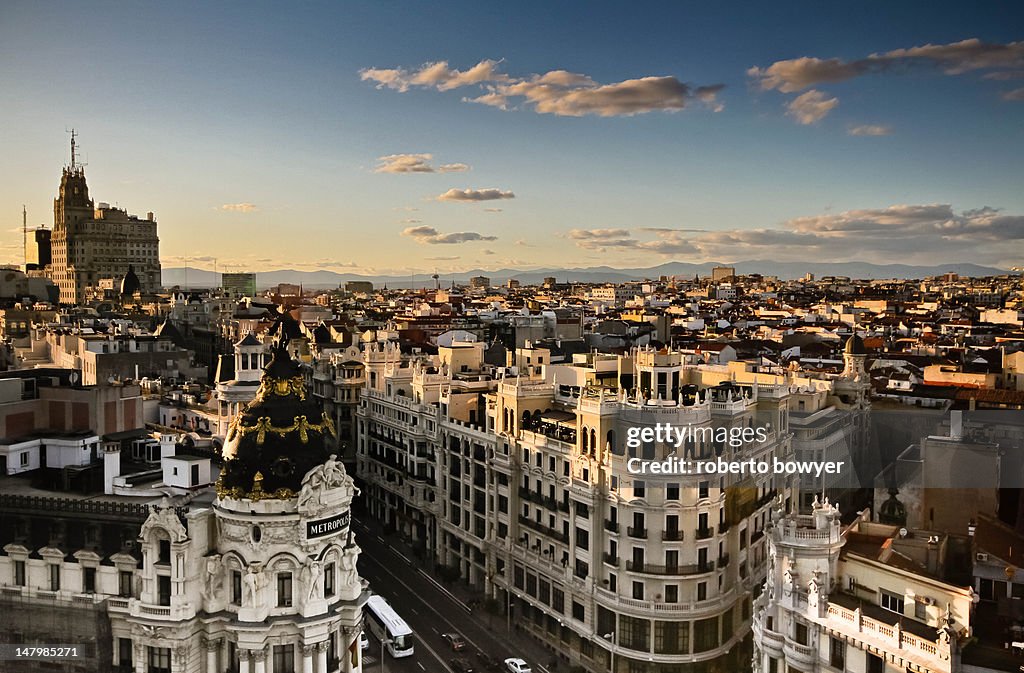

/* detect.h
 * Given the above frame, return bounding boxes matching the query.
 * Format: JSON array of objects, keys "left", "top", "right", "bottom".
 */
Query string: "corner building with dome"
[{"left": 108, "top": 341, "right": 368, "bottom": 673}]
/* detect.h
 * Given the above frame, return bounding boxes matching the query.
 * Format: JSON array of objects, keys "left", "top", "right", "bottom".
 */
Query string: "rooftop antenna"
[{"left": 22, "top": 205, "right": 27, "bottom": 271}]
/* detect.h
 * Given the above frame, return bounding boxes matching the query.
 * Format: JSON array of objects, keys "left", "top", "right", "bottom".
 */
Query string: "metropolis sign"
[{"left": 306, "top": 510, "right": 350, "bottom": 539}]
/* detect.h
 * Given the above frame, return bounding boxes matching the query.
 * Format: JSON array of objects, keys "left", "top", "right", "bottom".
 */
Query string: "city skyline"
[{"left": 1, "top": 1, "right": 1023, "bottom": 276}]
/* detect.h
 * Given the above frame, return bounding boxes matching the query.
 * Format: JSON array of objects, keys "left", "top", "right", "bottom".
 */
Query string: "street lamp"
[
  {"left": 380, "top": 637, "right": 392, "bottom": 673},
  {"left": 602, "top": 632, "right": 616, "bottom": 673}
]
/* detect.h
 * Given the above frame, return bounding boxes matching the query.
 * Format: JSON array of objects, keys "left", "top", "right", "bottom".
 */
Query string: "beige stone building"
[{"left": 48, "top": 154, "right": 161, "bottom": 304}]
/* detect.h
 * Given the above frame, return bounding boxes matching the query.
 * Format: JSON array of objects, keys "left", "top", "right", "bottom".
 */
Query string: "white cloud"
[
  {"left": 363, "top": 59, "right": 724, "bottom": 118},
  {"left": 375, "top": 153, "right": 470, "bottom": 173},
  {"left": 1002, "top": 87, "right": 1024, "bottom": 101},
  {"left": 565, "top": 204, "right": 1023, "bottom": 265},
  {"left": 750, "top": 38, "right": 1024, "bottom": 125},
  {"left": 750, "top": 38, "right": 1024, "bottom": 93},
  {"left": 848, "top": 124, "right": 893, "bottom": 136},
  {"left": 786, "top": 90, "right": 838, "bottom": 125},
  {"left": 219, "top": 203, "right": 258, "bottom": 213},
  {"left": 436, "top": 188, "right": 515, "bottom": 202},
  {"left": 402, "top": 225, "right": 498, "bottom": 244}
]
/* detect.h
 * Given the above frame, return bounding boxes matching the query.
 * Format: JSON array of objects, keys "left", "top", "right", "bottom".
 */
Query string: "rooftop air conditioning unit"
[{"left": 976, "top": 552, "right": 989, "bottom": 562}]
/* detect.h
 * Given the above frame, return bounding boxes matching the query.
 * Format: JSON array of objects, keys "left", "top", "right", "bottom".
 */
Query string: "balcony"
[
  {"left": 783, "top": 638, "right": 815, "bottom": 668},
  {"left": 695, "top": 526, "right": 715, "bottom": 540},
  {"left": 602, "top": 553, "right": 620, "bottom": 567},
  {"left": 626, "top": 561, "right": 715, "bottom": 576},
  {"left": 604, "top": 520, "right": 619, "bottom": 533},
  {"left": 718, "top": 553, "right": 730, "bottom": 567},
  {"left": 627, "top": 526, "right": 647, "bottom": 539},
  {"left": 518, "top": 515, "right": 569, "bottom": 544},
  {"left": 661, "top": 529, "right": 684, "bottom": 541}
]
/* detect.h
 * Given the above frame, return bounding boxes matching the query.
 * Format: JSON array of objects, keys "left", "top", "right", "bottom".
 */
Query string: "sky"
[{"left": 1, "top": 1, "right": 1022, "bottom": 276}]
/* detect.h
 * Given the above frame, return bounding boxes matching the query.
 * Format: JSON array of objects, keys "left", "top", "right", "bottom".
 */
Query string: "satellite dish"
[
  {"left": 69, "top": 371, "right": 80, "bottom": 385},
  {"left": 899, "top": 528, "right": 908, "bottom": 538}
]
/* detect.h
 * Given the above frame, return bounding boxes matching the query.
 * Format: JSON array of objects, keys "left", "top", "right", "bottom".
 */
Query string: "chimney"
[{"left": 950, "top": 410, "right": 963, "bottom": 440}]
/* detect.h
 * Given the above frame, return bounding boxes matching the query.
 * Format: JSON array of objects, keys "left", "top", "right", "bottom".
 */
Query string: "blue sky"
[{"left": 1, "top": 1, "right": 1022, "bottom": 274}]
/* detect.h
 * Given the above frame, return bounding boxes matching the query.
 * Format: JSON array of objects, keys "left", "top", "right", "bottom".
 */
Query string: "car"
[
  {"left": 450, "top": 657, "right": 476, "bottom": 673},
  {"left": 504, "top": 658, "right": 532, "bottom": 673},
  {"left": 442, "top": 632, "right": 467, "bottom": 651},
  {"left": 359, "top": 632, "right": 369, "bottom": 651}
]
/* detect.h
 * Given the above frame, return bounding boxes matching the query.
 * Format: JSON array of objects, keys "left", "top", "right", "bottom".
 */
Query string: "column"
[
  {"left": 341, "top": 631, "right": 356, "bottom": 673},
  {"left": 239, "top": 649, "right": 251, "bottom": 673},
  {"left": 316, "top": 640, "right": 329, "bottom": 673},
  {"left": 253, "top": 647, "right": 267, "bottom": 673},
  {"left": 205, "top": 638, "right": 220, "bottom": 673},
  {"left": 302, "top": 644, "right": 315, "bottom": 673}
]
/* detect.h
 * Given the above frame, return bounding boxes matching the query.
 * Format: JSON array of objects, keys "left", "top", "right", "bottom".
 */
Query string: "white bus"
[{"left": 364, "top": 595, "right": 415, "bottom": 658}]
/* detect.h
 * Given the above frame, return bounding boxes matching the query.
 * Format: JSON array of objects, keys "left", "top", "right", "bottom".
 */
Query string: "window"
[
  {"left": 665, "top": 585, "right": 678, "bottom": 603},
  {"left": 278, "top": 572, "right": 293, "bottom": 607},
  {"left": 157, "top": 539, "right": 170, "bottom": 564},
  {"left": 552, "top": 587, "right": 565, "bottom": 614},
  {"left": 880, "top": 590, "right": 904, "bottom": 615},
  {"left": 14, "top": 560, "right": 25, "bottom": 586},
  {"left": 915, "top": 599, "right": 927, "bottom": 620},
  {"left": 632, "top": 581, "right": 644, "bottom": 600},
  {"left": 634, "top": 480, "right": 645, "bottom": 498},
  {"left": 158, "top": 575, "right": 171, "bottom": 606},
  {"left": 830, "top": 636, "right": 846, "bottom": 670},
  {"left": 654, "top": 620, "right": 689, "bottom": 654},
  {"left": 273, "top": 644, "right": 295, "bottom": 673},
  {"left": 20, "top": 452, "right": 28, "bottom": 466},
  {"left": 666, "top": 483, "right": 679, "bottom": 500},
  {"left": 324, "top": 563, "right": 335, "bottom": 597},
  {"left": 794, "top": 621, "right": 808, "bottom": 645},
  {"left": 620, "top": 615, "right": 650, "bottom": 651},
  {"left": 698, "top": 481, "right": 709, "bottom": 499},
  {"left": 866, "top": 653, "right": 884, "bottom": 673},
  {"left": 693, "top": 617, "right": 718, "bottom": 653},
  {"left": 119, "top": 570, "right": 133, "bottom": 597},
  {"left": 575, "top": 527, "right": 590, "bottom": 551},
  {"left": 572, "top": 600, "right": 585, "bottom": 622},
  {"left": 84, "top": 567, "right": 96, "bottom": 593},
  {"left": 696, "top": 582, "right": 707, "bottom": 602},
  {"left": 49, "top": 564, "right": 61, "bottom": 591},
  {"left": 118, "top": 638, "right": 132, "bottom": 672},
  {"left": 232, "top": 570, "right": 242, "bottom": 604},
  {"left": 147, "top": 646, "right": 171, "bottom": 673}
]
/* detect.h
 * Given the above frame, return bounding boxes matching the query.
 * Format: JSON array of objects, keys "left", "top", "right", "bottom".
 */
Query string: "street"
[{"left": 353, "top": 518, "right": 553, "bottom": 673}]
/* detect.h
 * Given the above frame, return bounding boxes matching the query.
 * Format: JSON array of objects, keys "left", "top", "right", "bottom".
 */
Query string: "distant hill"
[{"left": 162, "top": 260, "right": 1010, "bottom": 290}]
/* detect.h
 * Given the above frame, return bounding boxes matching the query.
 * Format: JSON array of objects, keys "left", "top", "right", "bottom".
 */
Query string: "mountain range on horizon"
[{"left": 161, "top": 260, "right": 1012, "bottom": 290}]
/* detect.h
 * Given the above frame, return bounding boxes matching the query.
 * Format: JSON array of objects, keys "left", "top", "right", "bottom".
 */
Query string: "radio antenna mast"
[{"left": 22, "top": 205, "right": 27, "bottom": 270}]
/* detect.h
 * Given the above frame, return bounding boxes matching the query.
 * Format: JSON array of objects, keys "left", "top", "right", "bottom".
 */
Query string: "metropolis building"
[
  {"left": 356, "top": 342, "right": 799, "bottom": 673},
  {"left": 0, "top": 340, "right": 366, "bottom": 673}
]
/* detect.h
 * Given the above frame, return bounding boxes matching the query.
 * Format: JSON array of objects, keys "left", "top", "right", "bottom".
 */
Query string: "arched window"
[
  {"left": 590, "top": 429, "right": 597, "bottom": 456},
  {"left": 582, "top": 427, "right": 589, "bottom": 453}
]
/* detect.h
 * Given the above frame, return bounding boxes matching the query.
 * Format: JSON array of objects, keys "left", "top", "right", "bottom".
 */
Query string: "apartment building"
[{"left": 357, "top": 343, "right": 799, "bottom": 672}]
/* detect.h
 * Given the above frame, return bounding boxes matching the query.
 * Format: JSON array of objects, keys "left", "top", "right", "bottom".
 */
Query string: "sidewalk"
[{"left": 362, "top": 521, "right": 572, "bottom": 673}]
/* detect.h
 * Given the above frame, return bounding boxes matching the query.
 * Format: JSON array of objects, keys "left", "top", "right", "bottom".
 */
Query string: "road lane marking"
[
  {"left": 396, "top": 552, "right": 411, "bottom": 564},
  {"left": 417, "top": 664, "right": 425, "bottom": 671},
  {"left": 410, "top": 607, "right": 419, "bottom": 615},
  {"left": 417, "top": 569, "right": 472, "bottom": 613}
]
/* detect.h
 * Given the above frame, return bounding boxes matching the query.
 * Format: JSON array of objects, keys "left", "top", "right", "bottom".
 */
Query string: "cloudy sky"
[{"left": 1, "top": 1, "right": 1022, "bottom": 274}]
